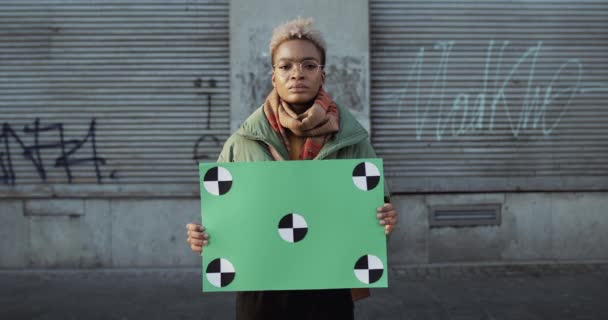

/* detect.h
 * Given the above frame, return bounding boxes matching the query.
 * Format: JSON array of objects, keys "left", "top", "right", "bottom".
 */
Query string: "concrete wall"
[
  {"left": 0, "top": 199, "right": 200, "bottom": 268},
  {"left": 2, "top": 192, "right": 607, "bottom": 268},
  {"left": 390, "top": 192, "right": 608, "bottom": 266}
]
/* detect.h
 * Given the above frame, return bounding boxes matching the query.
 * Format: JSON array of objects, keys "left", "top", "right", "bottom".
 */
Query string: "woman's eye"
[
  {"left": 278, "top": 64, "right": 292, "bottom": 70},
  {"left": 303, "top": 62, "right": 317, "bottom": 70}
]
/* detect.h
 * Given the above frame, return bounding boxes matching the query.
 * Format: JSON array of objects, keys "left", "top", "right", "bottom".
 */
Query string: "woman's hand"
[
  {"left": 377, "top": 203, "right": 398, "bottom": 235},
  {"left": 186, "top": 223, "right": 209, "bottom": 254}
]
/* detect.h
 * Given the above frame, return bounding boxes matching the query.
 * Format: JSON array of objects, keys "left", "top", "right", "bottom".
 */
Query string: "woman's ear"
[
  {"left": 271, "top": 72, "right": 276, "bottom": 88},
  {"left": 321, "top": 71, "right": 326, "bottom": 86}
]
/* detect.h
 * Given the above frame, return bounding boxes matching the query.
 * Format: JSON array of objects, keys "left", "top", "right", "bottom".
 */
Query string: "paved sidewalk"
[{"left": 1, "top": 265, "right": 607, "bottom": 320}]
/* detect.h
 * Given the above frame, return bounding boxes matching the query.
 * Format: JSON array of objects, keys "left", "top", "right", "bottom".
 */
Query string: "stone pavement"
[{"left": 1, "top": 264, "right": 607, "bottom": 320}]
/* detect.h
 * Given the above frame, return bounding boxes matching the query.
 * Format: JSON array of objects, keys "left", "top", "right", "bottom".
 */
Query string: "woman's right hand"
[{"left": 186, "top": 223, "right": 209, "bottom": 254}]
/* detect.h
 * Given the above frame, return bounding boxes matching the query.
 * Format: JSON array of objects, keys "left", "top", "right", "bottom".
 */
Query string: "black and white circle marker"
[
  {"left": 352, "top": 162, "right": 380, "bottom": 191},
  {"left": 203, "top": 166, "right": 233, "bottom": 196},
  {"left": 278, "top": 213, "right": 308, "bottom": 243},
  {"left": 354, "top": 254, "right": 384, "bottom": 284},
  {"left": 206, "top": 258, "right": 236, "bottom": 288}
]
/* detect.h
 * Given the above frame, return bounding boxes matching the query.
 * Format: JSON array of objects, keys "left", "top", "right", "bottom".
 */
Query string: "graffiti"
[
  {"left": 388, "top": 40, "right": 608, "bottom": 141},
  {"left": 236, "top": 55, "right": 273, "bottom": 115},
  {"left": 192, "top": 135, "right": 221, "bottom": 161},
  {"left": 193, "top": 77, "right": 217, "bottom": 130},
  {"left": 192, "top": 77, "right": 223, "bottom": 161},
  {"left": 0, "top": 118, "right": 106, "bottom": 185},
  {"left": 325, "top": 56, "right": 365, "bottom": 111}
]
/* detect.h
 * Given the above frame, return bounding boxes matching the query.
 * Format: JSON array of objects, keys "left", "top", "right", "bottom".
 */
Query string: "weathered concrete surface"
[
  {"left": 390, "top": 192, "right": 608, "bottom": 264},
  {"left": 389, "top": 196, "right": 427, "bottom": 265},
  {"left": 28, "top": 215, "right": 82, "bottom": 267},
  {"left": 0, "top": 200, "right": 27, "bottom": 268},
  {"left": 110, "top": 199, "right": 200, "bottom": 267},
  {"left": 1, "top": 265, "right": 607, "bottom": 320},
  {"left": 1, "top": 192, "right": 607, "bottom": 268},
  {"left": 501, "top": 193, "right": 554, "bottom": 261},
  {"left": 426, "top": 194, "right": 507, "bottom": 263},
  {"left": 24, "top": 199, "right": 84, "bottom": 217},
  {"left": 81, "top": 200, "right": 112, "bottom": 267}
]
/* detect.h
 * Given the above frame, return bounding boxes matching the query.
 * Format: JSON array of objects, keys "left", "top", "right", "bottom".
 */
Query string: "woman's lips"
[{"left": 289, "top": 84, "right": 309, "bottom": 93}]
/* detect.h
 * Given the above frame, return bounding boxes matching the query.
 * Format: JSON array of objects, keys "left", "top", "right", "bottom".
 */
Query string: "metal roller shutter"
[
  {"left": 1, "top": 0, "right": 229, "bottom": 195},
  {"left": 370, "top": 0, "right": 608, "bottom": 193}
]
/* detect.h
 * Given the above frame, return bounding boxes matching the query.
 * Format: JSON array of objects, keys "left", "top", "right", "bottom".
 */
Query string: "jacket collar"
[{"left": 237, "top": 104, "right": 369, "bottom": 160}]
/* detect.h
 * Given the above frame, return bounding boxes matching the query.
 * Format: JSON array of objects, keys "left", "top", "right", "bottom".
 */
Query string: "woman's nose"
[{"left": 291, "top": 67, "right": 305, "bottom": 79}]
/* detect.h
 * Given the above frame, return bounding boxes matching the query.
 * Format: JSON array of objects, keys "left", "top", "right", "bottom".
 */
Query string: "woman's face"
[{"left": 272, "top": 39, "right": 325, "bottom": 106}]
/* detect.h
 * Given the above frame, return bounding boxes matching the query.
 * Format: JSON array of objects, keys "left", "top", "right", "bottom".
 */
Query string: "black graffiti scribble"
[
  {"left": 0, "top": 118, "right": 106, "bottom": 185},
  {"left": 192, "top": 78, "right": 221, "bottom": 161},
  {"left": 192, "top": 135, "right": 221, "bottom": 161},
  {"left": 0, "top": 123, "right": 33, "bottom": 184},
  {"left": 194, "top": 78, "right": 217, "bottom": 130},
  {"left": 22, "top": 118, "right": 65, "bottom": 181},
  {"left": 54, "top": 119, "right": 106, "bottom": 183}
]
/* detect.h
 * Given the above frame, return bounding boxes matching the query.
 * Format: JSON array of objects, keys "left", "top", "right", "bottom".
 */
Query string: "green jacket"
[
  {"left": 218, "top": 104, "right": 390, "bottom": 198},
  {"left": 219, "top": 104, "right": 375, "bottom": 162}
]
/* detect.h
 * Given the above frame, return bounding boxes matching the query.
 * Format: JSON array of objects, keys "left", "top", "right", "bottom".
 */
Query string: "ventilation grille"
[{"left": 429, "top": 204, "right": 501, "bottom": 227}]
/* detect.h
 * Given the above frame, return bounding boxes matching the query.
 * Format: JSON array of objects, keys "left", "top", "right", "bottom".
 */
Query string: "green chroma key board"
[{"left": 199, "top": 158, "right": 388, "bottom": 292}]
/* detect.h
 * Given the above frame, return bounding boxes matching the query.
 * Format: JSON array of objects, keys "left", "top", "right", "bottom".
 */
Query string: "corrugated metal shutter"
[
  {"left": 1, "top": 1, "right": 229, "bottom": 194},
  {"left": 370, "top": 0, "right": 608, "bottom": 193}
]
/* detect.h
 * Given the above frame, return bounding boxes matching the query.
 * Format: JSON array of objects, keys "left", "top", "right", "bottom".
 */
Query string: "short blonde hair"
[{"left": 269, "top": 17, "right": 327, "bottom": 65}]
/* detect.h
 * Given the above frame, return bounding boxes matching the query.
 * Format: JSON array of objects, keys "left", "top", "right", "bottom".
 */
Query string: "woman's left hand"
[{"left": 377, "top": 203, "right": 398, "bottom": 235}]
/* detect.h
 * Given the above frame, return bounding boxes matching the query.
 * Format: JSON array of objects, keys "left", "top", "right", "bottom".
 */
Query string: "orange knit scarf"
[{"left": 263, "top": 88, "right": 339, "bottom": 160}]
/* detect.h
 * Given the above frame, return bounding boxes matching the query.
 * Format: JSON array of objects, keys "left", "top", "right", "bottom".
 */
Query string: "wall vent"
[{"left": 429, "top": 204, "right": 501, "bottom": 227}]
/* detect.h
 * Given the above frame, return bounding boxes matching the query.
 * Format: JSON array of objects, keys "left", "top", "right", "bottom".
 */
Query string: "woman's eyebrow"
[{"left": 277, "top": 57, "right": 320, "bottom": 62}]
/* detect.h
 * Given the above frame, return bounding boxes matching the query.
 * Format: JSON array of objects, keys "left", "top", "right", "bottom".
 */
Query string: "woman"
[{"left": 186, "top": 17, "right": 398, "bottom": 320}]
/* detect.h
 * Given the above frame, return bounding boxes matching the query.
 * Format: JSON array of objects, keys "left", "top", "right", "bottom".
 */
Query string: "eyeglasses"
[{"left": 273, "top": 60, "right": 324, "bottom": 77}]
